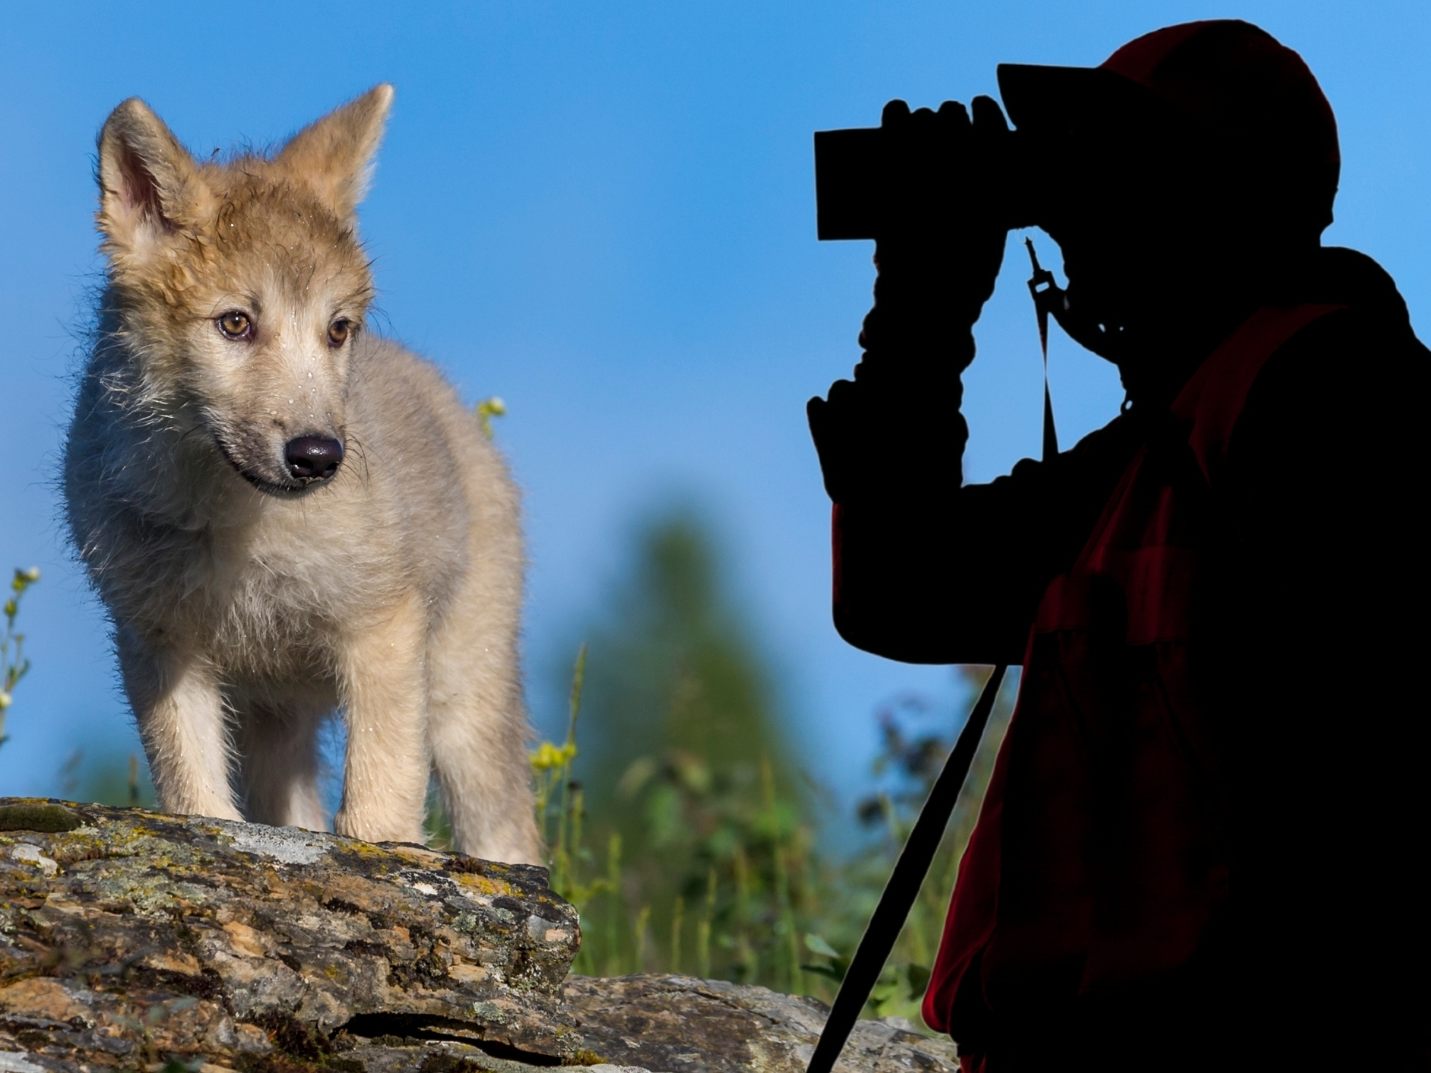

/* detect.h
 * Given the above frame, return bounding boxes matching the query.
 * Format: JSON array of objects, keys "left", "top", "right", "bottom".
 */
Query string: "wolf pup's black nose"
[{"left": 284, "top": 436, "right": 344, "bottom": 482}]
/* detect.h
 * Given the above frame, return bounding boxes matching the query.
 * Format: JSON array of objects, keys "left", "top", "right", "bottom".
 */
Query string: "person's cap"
[{"left": 997, "top": 20, "right": 1339, "bottom": 233}]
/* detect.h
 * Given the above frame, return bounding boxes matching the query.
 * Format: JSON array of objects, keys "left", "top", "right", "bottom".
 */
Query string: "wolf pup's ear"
[
  {"left": 97, "top": 98, "right": 213, "bottom": 258},
  {"left": 276, "top": 84, "right": 394, "bottom": 219}
]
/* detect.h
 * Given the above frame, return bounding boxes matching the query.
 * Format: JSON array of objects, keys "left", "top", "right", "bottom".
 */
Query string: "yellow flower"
[
  {"left": 475, "top": 397, "right": 508, "bottom": 440},
  {"left": 530, "top": 740, "right": 577, "bottom": 772}
]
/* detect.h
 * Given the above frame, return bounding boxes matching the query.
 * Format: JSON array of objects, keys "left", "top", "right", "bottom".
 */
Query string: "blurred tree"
[
  {"left": 556, "top": 507, "right": 817, "bottom": 986},
  {"left": 544, "top": 506, "right": 1018, "bottom": 1020},
  {"left": 574, "top": 510, "right": 796, "bottom": 783}
]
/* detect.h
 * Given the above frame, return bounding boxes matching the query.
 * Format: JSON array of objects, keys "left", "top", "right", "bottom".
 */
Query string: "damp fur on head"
[{"left": 92, "top": 88, "right": 392, "bottom": 370}]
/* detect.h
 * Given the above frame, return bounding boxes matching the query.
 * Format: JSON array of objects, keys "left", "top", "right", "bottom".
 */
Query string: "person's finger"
[
  {"left": 881, "top": 99, "right": 912, "bottom": 126},
  {"left": 806, "top": 394, "right": 827, "bottom": 431},
  {"left": 970, "top": 95, "right": 1008, "bottom": 133},
  {"left": 937, "top": 99, "right": 972, "bottom": 131}
]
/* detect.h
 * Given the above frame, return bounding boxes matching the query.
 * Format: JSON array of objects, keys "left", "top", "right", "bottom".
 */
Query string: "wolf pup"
[{"left": 64, "top": 85, "right": 542, "bottom": 865}]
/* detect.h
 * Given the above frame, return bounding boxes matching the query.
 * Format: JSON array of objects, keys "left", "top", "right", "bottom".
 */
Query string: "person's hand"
[
  {"left": 806, "top": 97, "right": 1010, "bottom": 505},
  {"left": 870, "top": 95, "right": 1013, "bottom": 335},
  {"left": 807, "top": 350, "right": 967, "bottom": 505}
]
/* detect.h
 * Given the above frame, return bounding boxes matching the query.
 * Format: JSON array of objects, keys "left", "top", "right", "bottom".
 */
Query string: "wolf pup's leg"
[
  {"left": 425, "top": 506, "right": 541, "bottom": 865},
  {"left": 333, "top": 592, "right": 430, "bottom": 845},
  {"left": 428, "top": 633, "right": 542, "bottom": 865},
  {"left": 236, "top": 703, "right": 328, "bottom": 832},
  {"left": 118, "top": 630, "right": 243, "bottom": 822}
]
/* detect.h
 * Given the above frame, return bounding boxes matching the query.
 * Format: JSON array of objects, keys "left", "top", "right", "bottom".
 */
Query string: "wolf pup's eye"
[
  {"left": 216, "top": 311, "right": 253, "bottom": 341},
  {"left": 327, "top": 318, "right": 354, "bottom": 348}
]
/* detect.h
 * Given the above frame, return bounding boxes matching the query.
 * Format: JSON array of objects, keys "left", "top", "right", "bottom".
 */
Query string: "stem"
[
  {"left": 605, "top": 832, "right": 622, "bottom": 977},
  {"left": 697, "top": 866, "right": 716, "bottom": 979},
  {"left": 762, "top": 755, "right": 800, "bottom": 994},
  {"left": 634, "top": 904, "right": 652, "bottom": 972},
  {"left": 733, "top": 845, "right": 753, "bottom": 979},
  {"left": 670, "top": 895, "right": 685, "bottom": 975}
]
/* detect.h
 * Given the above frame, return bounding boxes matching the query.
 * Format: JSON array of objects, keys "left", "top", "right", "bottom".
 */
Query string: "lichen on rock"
[{"left": 0, "top": 798, "right": 578, "bottom": 1069}]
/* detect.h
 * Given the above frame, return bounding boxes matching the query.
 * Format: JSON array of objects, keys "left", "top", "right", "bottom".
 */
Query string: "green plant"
[
  {"left": 800, "top": 666, "right": 1016, "bottom": 1021},
  {"left": 533, "top": 644, "right": 607, "bottom": 906},
  {"left": 0, "top": 565, "right": 40, "bottom": 747},
  {"left": 526, "top": 655, "right": 1014, "bottom": 1026}
]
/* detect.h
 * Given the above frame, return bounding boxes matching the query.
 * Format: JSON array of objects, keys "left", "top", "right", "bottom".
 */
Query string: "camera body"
[{"left": 813, "top": 123, "right": 1042, "bottom": 241}]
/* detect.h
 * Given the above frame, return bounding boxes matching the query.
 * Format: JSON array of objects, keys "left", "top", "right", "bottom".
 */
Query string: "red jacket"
[
  {"left": 830, "top": 249, "right": 1430, "bottom": 1069},
  {"left": 923, "top": 304, "right": 1336, "bottom": 1067}
]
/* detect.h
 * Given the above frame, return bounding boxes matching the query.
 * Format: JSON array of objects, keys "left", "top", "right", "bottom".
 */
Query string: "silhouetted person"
[{"left": 809, "top": 21, "right": 1429, "bottom": 1072}]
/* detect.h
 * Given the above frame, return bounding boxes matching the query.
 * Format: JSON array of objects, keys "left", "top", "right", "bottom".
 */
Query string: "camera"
[{"left": 813, "top": 121, "right": 1042, "bottom": 241}]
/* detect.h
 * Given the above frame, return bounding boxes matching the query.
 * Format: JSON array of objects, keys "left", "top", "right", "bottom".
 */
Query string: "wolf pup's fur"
[{"left": 64, "top": 85, "right": 541, "bottom": 865}]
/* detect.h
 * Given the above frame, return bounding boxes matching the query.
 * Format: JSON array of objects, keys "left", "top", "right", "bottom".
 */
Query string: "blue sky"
[{"left": 3, "top": 2, "right": 1428, "bottom": 822}]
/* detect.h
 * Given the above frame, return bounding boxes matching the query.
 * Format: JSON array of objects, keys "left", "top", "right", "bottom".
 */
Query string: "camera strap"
[
  {"left": 805, "top": 665, "right": 1007, "bottom": 1073},
  {"left": 806, "top": 242, "right": 1062, "bottom": 1073},
  {"left": 1026, "top": 237, "right": 1060, "bottom": 457}
]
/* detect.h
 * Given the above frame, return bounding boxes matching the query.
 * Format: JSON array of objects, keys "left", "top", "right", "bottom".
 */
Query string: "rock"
[
  {"left": 0, "top": 798, "right": 578, "bottom": 1069},
  {"left": 0, "top": 799, "right": 957, "bottom": 1072},
  {"left": 560, "top": 974, "right": 961, "bottom": 1072}
]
